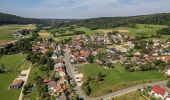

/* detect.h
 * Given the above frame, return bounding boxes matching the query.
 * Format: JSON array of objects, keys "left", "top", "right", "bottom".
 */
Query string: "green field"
[
  {"left": 113, "top": 24, "right": 169, "bottom": 40},
  {"left": 78, "top": 63, "right": 166, "bottom": 97},
  {"left": 0, "top": 54, "right": 27, "bottom": 100},
  {"left": 113, "top": 91, "right": 147, "bottom": 100},
  {"left": 0, "top": 24, "right": 35, "bottom": 40}
]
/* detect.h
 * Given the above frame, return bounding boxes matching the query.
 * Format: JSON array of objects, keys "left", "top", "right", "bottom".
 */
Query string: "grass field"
[
  {"left": 112, "top": 91, "right": 147, "bottom": 100},
  {"left": 0, "top": 24, "right": 35, "bottom": 40},
  {"left": 113, "top": 24, "right": 169, "bottom": 40},
  {"left": 0, "top": 54, "right": 27, "bottom": 100},
  {"left": 18, "top": 60, "right": 32, "bottom": 71},
  {"left": 78, "top": 63, "right": 166, "bottom": 97}
]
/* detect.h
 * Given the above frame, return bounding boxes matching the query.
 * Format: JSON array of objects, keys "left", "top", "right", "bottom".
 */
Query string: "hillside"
[
  {"left": 70, "top": 13, "right": 170, "bottom": 29},
  {"left": 0, "top": 12, "right": 51, "bottom": 25}
]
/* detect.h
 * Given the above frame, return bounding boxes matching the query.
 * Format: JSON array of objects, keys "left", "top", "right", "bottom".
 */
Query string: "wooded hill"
[
  {"left": 70, "top": 13, "right": 170, "bottom": 29},
  {"left": 0, "top": 12, "right": 170, "bottom": 29},
  {"left": 0, "top": 12, "right": 54, "bottom": 25}
]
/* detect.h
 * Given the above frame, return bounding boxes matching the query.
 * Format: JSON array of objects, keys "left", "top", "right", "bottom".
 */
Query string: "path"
[{"left": 18, "top": 66, "right": 32, "bottom": 100}]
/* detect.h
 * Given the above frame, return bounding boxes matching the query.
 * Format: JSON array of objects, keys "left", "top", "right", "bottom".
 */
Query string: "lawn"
[
  {"left": 113, "top": 91, "right": 147, "bottom": 100},
  {"left": 78, "top": 63, "right": 166, "bottom": 97},
  {"left": 0, "top": 24, "right": 35, "bottom": 40},
  {"left": 0, "top": 54, "right": 27, "bottom": 71},
  {"left": 18, "top": 60, "right": 32, "bottom": 71},
  {"left": 0, "top": 54, "right": 27, "bottom": 100}
]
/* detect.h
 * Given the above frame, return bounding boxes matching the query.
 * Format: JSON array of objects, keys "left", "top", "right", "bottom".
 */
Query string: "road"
[
  {"left": 18, "top": 67, "right": 32, "bottom": 100},
  {"left": 64, "top": 52, "right": 86, "bottom": 99},
  {"left": 64, "top": 52, "right": 168, "bottom": 100}
]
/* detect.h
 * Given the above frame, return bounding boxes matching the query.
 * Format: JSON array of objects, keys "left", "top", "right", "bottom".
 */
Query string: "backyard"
[{"left": 78, "top": 63, "right": 166, "bottom": 97}]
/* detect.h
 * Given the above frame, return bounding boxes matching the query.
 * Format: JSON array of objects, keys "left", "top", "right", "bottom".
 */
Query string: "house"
[
  {"left": 158, "top": 56, "right": 170, "bottom": 62},
  {"left": 115, "top": 46, "right": 127, "bottom": 53},
  {"left": 10, "top": 79, "right": 23, "bottom": 89},
  {"left": 164, "top": 65, "right": 170, "bottom": 75},
  {"left": 151, "top": 85, "right": 168, "bottom": 99}
]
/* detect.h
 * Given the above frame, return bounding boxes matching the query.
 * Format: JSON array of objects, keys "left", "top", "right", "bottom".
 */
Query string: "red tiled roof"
[
  {"left": 160, "top": 56, "right": 170, "bottom": 61},
  {"left": 166, "top": 95, "right": 170, "bottom": 98},
  {"left": 152, "top": 85, "right": 165, "bottom": 96}
]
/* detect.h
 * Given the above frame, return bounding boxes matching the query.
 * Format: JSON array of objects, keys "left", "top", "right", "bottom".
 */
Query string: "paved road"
[
  {"left": 18, "top": 67, "right": 32, "bottom": 100},
  {"left": 64, "top": 52, "right": 86, "bottom": 99},
  {"left": 64, "top": 52, "right": 168, "bottom": 100}
]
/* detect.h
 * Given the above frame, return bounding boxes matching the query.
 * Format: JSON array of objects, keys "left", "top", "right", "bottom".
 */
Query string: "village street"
[
  {"left": 64, "top": 51, "right": 168, "bottom": 100},
  {"left": 64, "top": 52, "right": 86, "bottom": 99}
]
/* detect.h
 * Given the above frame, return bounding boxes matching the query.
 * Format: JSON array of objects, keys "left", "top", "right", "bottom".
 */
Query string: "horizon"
[{"left": 0, "top": 0, "right": 170, "bottom": 19}]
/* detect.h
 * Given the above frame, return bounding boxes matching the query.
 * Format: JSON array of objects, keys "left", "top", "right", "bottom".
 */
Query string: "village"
[{"left": 1, "top": 26, "right": 170, "bottom": 100}]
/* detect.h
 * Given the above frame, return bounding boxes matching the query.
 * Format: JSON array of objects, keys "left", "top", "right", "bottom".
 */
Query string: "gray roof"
[{"left": 165, "top": 65, "right": 170, "bottom": 70}]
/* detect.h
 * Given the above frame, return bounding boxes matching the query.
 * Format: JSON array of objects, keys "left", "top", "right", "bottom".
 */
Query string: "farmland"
[
  {"left": 78, "top": 63, "right": 166, "bottom": 97},
  {"left": 38, "top": 30, "right": 51, "bottom": 39},
  {"left": 0, "top": 24, "right": 35, "bottom": 40},
  {"left": 0, "top": 54, "right": 27, "bottom": 100},
  {"left": 113, "top": 24, "right": 169, "bottom": 40}
]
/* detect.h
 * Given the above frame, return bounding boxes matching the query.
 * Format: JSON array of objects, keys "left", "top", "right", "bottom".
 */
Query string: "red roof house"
[{"left": 151, "top": 85, "right": 168, "bottom": 99}]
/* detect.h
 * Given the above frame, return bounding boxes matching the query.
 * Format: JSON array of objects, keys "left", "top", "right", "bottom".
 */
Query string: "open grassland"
[
  {"left": 113, "top": 24, "right": 169, "bottom": 39},
  {"left": 0, "top": 24, "right": 35, "bottom": 40},
  {"left": 78, "top": 63, "right": 166, "bottom": 97},
  {"left": 0, "top": 54, "right": 27, "bottom": 100},
  {"left": 0, "top": 54, "right": 27, "bottom": 71},
  {"left": 38, "top": 30, "right": 51, "bottom": 39},
  {"left": 112, "top": 91, "right": 147, "bottom": 100}
]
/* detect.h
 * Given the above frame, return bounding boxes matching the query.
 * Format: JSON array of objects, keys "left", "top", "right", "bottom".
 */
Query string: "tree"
[
  {"left": 86, "top": 54, "right": 94, "bottom": 63},
  {"left": 39, "top": 56, "right": 47, "bottom": 65},
  {"left": 83, "top": 85, "right": 91, "bottom": 96},
  {"left": 96, "top": 71, "right": 104, "bottom": 82},
  {"left": 167, "top": 80, "right": 170, "bottom": 88}
]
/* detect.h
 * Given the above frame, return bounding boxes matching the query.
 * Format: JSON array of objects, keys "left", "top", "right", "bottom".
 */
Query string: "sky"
[{"left": 0, "top": 0, "right": 170, "bottom": 19}]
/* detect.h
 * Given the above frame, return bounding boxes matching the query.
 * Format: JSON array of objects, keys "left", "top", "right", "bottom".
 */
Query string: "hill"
[
  {"left": 0, "top": 12, "right": 52, "bottom": 25},
  {"left": 70, "top": 13, "right": 170, "bottom": 29}
]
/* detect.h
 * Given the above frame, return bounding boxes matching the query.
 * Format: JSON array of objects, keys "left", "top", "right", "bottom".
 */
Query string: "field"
[
  {"left": 38, "top": 30, "right": 51, "bottom": 39},
  {"left": 112, "top": 91, "right": 147, "bottom": 100},
  {"left": 0, "top": 54, "right": 27, "bottom": 100},
  {"left": 0, "top": 24, "right": 35, "bottom": 40},
  {"left": 78, "top": 63, "right": 166, "bottom": 97},
  {"left": 113, "top": 24, "right": 169, "bottom": 40}
]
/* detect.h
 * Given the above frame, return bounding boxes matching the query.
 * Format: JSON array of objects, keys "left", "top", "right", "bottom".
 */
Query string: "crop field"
[
  {"left": 78, "top": 63, "right": 166, "bottom": 97},
  {"left": 38, "top": 30, "right": 51, "bottom": 39},
  {"left": 0, "top": 54, "right": 27, "bottom": 100},
  {"left": 0, "top": 24, "right": 35, "bottom": 40}
]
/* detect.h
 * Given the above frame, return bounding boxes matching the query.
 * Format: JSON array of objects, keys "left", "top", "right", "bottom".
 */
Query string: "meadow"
[
  {"left": 0, "top": 54, "right": 27, "bottom": 100},
  {"left": 113, "top": 24, "right": 169, "bottom": 40},
  {"left": 0, "top": 24, "right": 35, "bottom": 40},
  {"left": 78, "top": 63, "right": 166, "bottom": 97}
]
